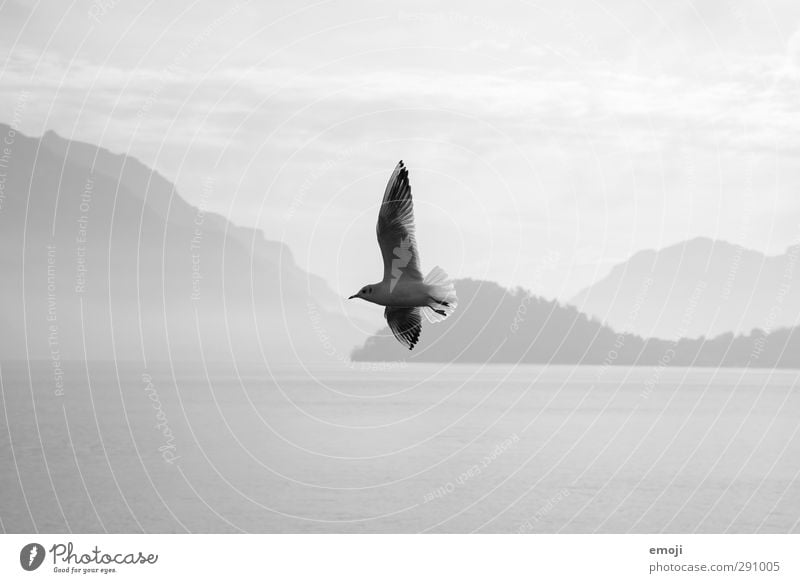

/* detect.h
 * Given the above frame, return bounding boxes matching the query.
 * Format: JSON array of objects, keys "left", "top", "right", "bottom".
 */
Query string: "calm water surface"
[{"left": 1, "top": 361, "right": 799, "bottom": 533}]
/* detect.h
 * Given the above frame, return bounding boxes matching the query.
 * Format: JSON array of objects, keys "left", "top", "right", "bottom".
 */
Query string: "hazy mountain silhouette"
[
  {"left": 352, "top": 278, "right": 800, "bottom": 368},
  {"left": 4, "top": 124, "right": 797, "bottom": 369},
  {"left": 0, "top": 124, "right": 368, "bottom": 362},
  {"left": 569, "top": 237, "right": 800, "bottom": 340}
]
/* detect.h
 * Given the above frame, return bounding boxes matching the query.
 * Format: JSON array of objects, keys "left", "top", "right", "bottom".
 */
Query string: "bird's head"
[{"left": 348, "top": 285, "right": 375, "bottom": 302}]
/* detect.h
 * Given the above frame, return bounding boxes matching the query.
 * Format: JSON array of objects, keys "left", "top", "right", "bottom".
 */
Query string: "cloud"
[{"left": 3, "top": 6, "right": 800, "bottom": 161}]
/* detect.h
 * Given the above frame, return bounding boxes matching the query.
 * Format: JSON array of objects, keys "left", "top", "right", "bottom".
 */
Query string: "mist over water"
[{"left": 2, "top": 361, "right": 798, "bottom": 533}]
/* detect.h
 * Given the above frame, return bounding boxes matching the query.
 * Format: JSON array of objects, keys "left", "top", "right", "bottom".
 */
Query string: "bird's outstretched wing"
[
  {"left": 385, "top": 306, "right": 422, "bottom": 350},
  {"left": 376, "top": 161, "right": 423, "bottom": 287}
]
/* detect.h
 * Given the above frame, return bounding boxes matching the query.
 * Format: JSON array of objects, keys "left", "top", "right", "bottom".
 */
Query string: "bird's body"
[
  {"left": 353, "top": 279, "right": 429, "bottom": 308},
  {"left": 349, "top": 161, "right": 458, "bottom": 349}
]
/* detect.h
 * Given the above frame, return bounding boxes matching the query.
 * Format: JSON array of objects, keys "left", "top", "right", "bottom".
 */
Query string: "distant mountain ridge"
[
  {"left": 352, "top": 277, "right": 800, "bottom": 368},
  {"left": 569, "top": 237, "right": 800, "bottom": 340},
  {"left": 5, "top": 124, "right": 798, "bottom": 369},
  {"left": 0, "top": 123, "right": 368, "bottom": 363}
]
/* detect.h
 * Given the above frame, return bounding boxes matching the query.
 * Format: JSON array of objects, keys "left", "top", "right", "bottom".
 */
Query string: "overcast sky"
[{"left": 2, "top": 0, "right": 800, "bottom": 298}]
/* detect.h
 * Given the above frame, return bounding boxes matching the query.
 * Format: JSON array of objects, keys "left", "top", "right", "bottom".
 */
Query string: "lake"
[{"left": 1, "top": 361, "right": 799, "bottom": 533}]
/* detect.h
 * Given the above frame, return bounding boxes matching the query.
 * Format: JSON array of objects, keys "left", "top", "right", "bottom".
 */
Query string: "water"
[{"left": 1, "top": 361, "right": 799, "bottom": 533}]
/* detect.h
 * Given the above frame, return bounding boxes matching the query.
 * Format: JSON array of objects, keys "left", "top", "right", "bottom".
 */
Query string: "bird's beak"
[{"left": 348, "top": 294, "right": 357, "bottom": 300}]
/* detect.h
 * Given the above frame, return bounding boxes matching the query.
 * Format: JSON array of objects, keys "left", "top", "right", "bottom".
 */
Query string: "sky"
[{"left": 2, "top": 0, "right": 800, "bottom": 299}]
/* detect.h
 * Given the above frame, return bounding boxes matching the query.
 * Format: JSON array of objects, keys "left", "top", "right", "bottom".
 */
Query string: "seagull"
[{"left": 348, "top": 161, "right": 458, "bottom": 350}]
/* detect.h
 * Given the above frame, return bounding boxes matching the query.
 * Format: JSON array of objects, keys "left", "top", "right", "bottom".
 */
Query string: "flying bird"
[{"left": 349, "top": 161, "right": 458, "bottom": 349}]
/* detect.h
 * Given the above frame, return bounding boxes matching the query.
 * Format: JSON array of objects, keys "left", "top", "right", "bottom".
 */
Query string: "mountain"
[
  {"left": 569, "top": 237, "right": 800, "bottom": 340},
  {"left": 0, "top": 124, "right": 368, "bottom": 363},
  {"left": 351, "top": 278, "right": 800, "bottom": 368}
]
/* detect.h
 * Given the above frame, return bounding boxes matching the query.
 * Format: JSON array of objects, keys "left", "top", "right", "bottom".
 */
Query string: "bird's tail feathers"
[{"left": 422, "top": 266, "right": 458, "bottom": 324}]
